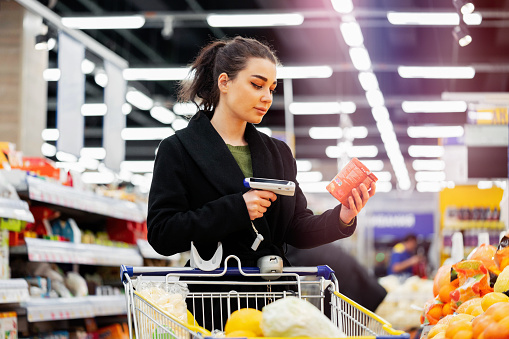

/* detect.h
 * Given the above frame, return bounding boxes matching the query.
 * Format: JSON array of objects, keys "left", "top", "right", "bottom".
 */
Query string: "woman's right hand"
[{"left": 243, "top": 189, "right": 277, "bottom": 220}]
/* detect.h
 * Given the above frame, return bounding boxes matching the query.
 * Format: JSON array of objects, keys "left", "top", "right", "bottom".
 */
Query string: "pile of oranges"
[{"left": 428, "top": 295, "right": 509, "bottom": 339}]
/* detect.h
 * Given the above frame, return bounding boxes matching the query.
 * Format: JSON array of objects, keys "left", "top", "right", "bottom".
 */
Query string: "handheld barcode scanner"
[{"left": 243, "top": 177, "right": 296, "bottom": 196}]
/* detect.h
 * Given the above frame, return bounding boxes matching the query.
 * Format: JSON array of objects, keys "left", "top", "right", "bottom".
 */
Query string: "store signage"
[
  {"left": 369, "top": 212, "right": 434, "bottom": 239},
  {"left": 468, "top": 105, "right": 508, "bottom": 125}
]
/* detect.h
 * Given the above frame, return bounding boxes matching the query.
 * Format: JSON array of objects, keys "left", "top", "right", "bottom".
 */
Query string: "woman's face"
[{"left": 219, "top": 57, "right": 277, "bottom": 124}]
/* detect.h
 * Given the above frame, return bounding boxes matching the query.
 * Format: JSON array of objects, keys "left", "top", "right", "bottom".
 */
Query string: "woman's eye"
[{"left": 251, "top": 82, "right": 262, "bottom": 89}]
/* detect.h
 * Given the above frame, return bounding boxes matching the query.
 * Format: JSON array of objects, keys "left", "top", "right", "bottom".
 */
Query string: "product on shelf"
[
  {"left": 106, "top": 218, "right": 147, "bottom": 245},
  {"left": 0, "top": 311, "right": 17, "bottom": 339}
]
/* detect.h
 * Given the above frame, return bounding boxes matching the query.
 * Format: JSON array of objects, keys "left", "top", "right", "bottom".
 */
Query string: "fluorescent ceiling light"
[
  {"left": 360, "top": 160, "right": 384, "bottom": 171},
  {"left": 150, "top": 106, "right": 176, "bottom": 124},
  {"left": 477, "top": 181, "right": 493, "bottom": 189},
  {"left": 331, "top": 0, "right": 353, "bottom": 14},
  {"left": 172, "top": 119, "right": 189, "bottom": 131},
  {"left": 81, "top": 103, "right": 107, "bottom": 116},
  {"left": 454, "top": 0, "right": 474, "bottom": 15},
  {"left": 207, "top": 13, "right": 304, "bottom": 27},
  {"left": 56, "top": 151, "right": 78, "bottom": 163},
  {"left": 412, "top": 159, "right": 446, "bottom": 171},
  {"left": 387, "top": 12, "right": 459, "bottom": 26},
  {"left": 173, "top": 102, "right": 198, "bottom": 115},
  {"left": 62, "top": 15, "right": 145, "bottom": 29},
  {"left": 78, "top": 156, "right": 99, "bottom": 171},
  {"left": 42, "top": 129, "right": 59, "bottom": 141},
  {"left": 256, "top": 127, "right": 272, "bottom": 137},
  {"left": 126, "top": 88, "right": 154, "bottom": 111},
  {"left": 416, "top": 181, "right": 442, "bottom": 192},
  {"left": 358, "top": 72, "right": 379, "bottom": 91},
  {"left": 375, "top": 181, "right": 392, "bottom": 193},
  {"left": 349, "top": 47, "right": 371, "bottom": 71},
  {"left": 372, "top": 171, "right": 392, "bottom": 182},
  {"left": 122, "top": 103, "right": 132, "bottom": 115},
  {"left": 299, "top": 181, "right": 329, "bottom": 193},
  {"left": 468, "top": 111, "right": 494, "bottom": 121},
  {"left": 408, "top": 145, "right": 445, "bottom": 158},
  {"left": 340, "top": 21, "right": 364, "bottom": 47},
  {"left": 407, "top": 126, "right": 464, "bottom": 138},
  {"left": 289, "top": 102, "right": 355, "bottom": 115},
  {"left": 120, "top": 161, "right": 154, "bottom": 173},
  {"left": 80, "top": 147, "right": 106, "bottom": 160},
  {"left": 345, "top": 126, "right": 368, "bottom": 139},
  {"left": 296, "top": 160, "right": 313, "bottom": 172},
  {"left": 277, "top": 66, "right": 333, "bottom": 79},
  {"left": 123, "top": 68, "right": 191, "bottom": 81},
  {"left": 94, "top": 70, "right": 108, "bottom": 87},
  {"left": 41, "top": 143, "right": 56, "bottom": 157},
  {"left": 463, "top": 12, "right": 482, "bottom": 25},
  {"left": 296, "top": 171, "right": 323, "bottom": 183},
  {"left": 402, "top": 101, "right": 467, "bottom": 113},
  {"left": 309, "top": 127, "right": 343, "bottom": 139},
  {"left": 43, "top": 68, "right": 60, "bottom": 81},
  {"left": 346, "top": 145, "right": 378, "bottom": 158},
  {"left": 366, "top": 89, "right": 385, "bottom": 108},
  {"left": 81, "top": 172, "right": 115, "bottom": 184},
  {"left": 376, "top": 120, "right": 394, "bottom": 135},
  {"left": 398, "top": 66, "right": 475, "bottom": 79},
  {"left": 81, "top": 59, "right": 95, "bottom": 74},
  {"left": 326, "top": 145, "right": 378, "bottom": 158},
  {"left": 340, "top": 102, "right": 357, "bottom": 114},
  {"left": 415, "top": 171, "right": 446, "bottom": 182},
  {"left": 371, "top": 106, "right": 390, "bottom": 122},
  {"left": 55, "top": 161, "right": 85, "bottom": 173},
  {"left": 121, "top": 127, "right": 174, "bottom": 140}
]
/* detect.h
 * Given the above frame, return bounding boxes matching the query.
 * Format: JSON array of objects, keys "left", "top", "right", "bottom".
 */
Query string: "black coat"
[{"left": 147, "top": 111, "right": 356, "bottom": 266}]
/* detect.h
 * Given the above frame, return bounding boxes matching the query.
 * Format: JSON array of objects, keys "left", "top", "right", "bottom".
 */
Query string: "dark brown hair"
[{"left": 178, "top": 36, "right": 279, "bottom": 112}]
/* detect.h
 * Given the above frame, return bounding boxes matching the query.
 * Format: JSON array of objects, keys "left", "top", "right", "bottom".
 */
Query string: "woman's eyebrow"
[{"left": 251, "top": 74, "right": 277, "bottom": 85}]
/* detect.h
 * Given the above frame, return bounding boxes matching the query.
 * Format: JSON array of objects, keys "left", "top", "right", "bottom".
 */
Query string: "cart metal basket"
[{"left": 121, "top": 255, "right": 409, "bottom": 339}]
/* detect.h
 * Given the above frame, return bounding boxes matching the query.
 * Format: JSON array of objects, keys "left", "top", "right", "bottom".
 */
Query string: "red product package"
[{"left": 326, "top": 157, "right": 378, "bottom": 209}]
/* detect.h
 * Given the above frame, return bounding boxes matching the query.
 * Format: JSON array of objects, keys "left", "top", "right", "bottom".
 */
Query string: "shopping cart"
[{"left": 121, "top": 255, "right": 409, "bottom": 339}]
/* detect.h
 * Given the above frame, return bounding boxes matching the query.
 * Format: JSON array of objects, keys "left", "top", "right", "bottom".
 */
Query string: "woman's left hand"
[{"left": 339, "top": 182, "right": 376, "bottom": 225}]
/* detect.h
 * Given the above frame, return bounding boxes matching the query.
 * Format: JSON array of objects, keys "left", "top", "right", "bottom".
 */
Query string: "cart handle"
[{"left": 120, "top": 264, "right": 333, "bottom": 282}]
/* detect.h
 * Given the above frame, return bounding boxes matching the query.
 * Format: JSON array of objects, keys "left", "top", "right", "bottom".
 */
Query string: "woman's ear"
[{"left": 218, "top": 73, "right": 229, "bottom": 93}]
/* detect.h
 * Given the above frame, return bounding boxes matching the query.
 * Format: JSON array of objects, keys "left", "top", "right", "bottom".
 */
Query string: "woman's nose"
[{"left": 261, "top": 89, "right": 272, "bottom": 103}]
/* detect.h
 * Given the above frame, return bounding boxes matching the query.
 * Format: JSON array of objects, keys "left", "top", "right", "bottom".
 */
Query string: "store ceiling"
[{"left": 42, "top": 0, "right": 509, "bottom": 188}]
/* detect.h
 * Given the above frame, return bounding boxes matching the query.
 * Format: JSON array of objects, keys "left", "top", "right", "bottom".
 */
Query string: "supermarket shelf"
[
  {"left": 443, "top": 220, "right": 506, "bottom": 230},
  {"left": 26, "top": 176, "right": 145, "bottom": 222},
  {"left": 24, "top": 295, "right": 126, "bottom": 322},
  {"left": 12, "top": 238, "right": 143, "bottom": 266},
  {"left": 0, "top": 197, "right": 34, "bottom": 223},
  {"left": 0, "top": 279, "right": 30, "bottom": 304},
  {"left": 137, "top": 239, "right": 181, "bottom": 261}
]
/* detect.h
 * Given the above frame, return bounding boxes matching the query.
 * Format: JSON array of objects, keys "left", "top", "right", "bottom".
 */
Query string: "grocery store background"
[{"left": 0, "top": 0, "right": 508, "bottom": 337}]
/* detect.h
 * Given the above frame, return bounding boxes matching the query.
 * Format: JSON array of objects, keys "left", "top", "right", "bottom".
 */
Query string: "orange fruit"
[
  {"left": 435, "top": 265, "right": 453, "bottom": 297},
  {"left": 456, "top": 298, "right": 482, "bottom": 314},
  {"left": 429, "top": 324, "right": 448, "bottom": 338},
  {"left": 446, "top": 320, "right": 472, "bottom": 339},
  {"left": 428, "top": 304, "right": 445, "bottom": 324},
  {"left": 440, "top": 284, "right": 457, "bottom": 304},
  {"left": 481, "top": 292, "right": 509, "bottom": 312},
  {"left": 453, "top": 329, "right": 473, "bottom": 339},
  {"left": 443, "top": 303, "right": 454, "bottom": 316},
  {"left": 224, "top": 308, "right": 263, "bottom": 336},
  {"left": 483, "top": 321, "right": 509, "bottom": 339},
  {"left": 472, "top": 314, "right": 495, "bottom": 339},
  {"left": 470, "top": 306, "right": 484, "bottom": 317},
  {"left": 435, "top": 332, "right": 447, "bottom": 339},
  {"left": 438, "top": 315, "right": 455, "bottom": 326},
  {"left": 484, "top": 302, "right": 509, "bottom": 322}
]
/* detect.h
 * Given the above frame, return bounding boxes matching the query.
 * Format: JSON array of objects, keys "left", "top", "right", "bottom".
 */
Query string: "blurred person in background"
[{"left": 387, "top": 234, "right": 426, "bottom": 278}]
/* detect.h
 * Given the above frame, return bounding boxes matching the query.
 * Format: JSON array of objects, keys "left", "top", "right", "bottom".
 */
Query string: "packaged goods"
[{"left": 326, "top": 157, "right": 378, "bottom": 209}]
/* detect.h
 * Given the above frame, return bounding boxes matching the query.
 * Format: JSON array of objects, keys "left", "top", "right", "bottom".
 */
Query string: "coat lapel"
[{"left": 175, "top": 111, "right": 246, "bottom": 196}]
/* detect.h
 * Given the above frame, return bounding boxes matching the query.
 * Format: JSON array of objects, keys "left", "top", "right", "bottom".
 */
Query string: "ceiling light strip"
[{"left": 337, "top": 12, "right": 410, "bottom": 190}]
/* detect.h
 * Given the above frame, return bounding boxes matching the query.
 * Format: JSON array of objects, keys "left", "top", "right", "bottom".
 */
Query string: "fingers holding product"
[{"left": 243, "top": 189, "right": 277, "bottom": 220}]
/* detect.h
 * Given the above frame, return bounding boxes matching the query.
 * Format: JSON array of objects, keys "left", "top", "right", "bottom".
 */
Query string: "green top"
[{"left": 227, "top": 144, "right": 253, "bottom": 178}]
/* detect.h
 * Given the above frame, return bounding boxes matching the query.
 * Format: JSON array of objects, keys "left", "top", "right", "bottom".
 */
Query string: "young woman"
[{"left": 147, "top": 36, "right": 376, "bottom": 268}]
